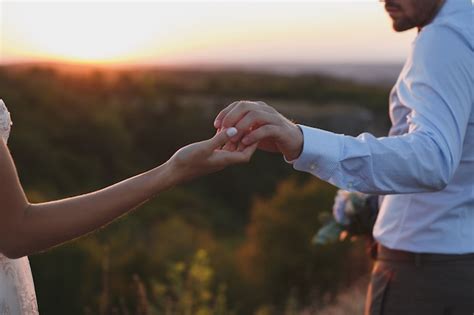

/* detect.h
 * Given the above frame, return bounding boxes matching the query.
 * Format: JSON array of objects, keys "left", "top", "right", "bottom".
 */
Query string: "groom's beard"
[{"left": 386, "top": 0, "right": 444, "bottom": 32}]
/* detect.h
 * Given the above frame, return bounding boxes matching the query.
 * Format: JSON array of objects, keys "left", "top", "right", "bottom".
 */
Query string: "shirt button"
[{"left": 309, "top": 163, "right": 316, "bottom": 170}]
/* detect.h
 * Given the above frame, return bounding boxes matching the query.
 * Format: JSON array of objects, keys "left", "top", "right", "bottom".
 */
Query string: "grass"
[{"left": 301, "top": 277, "right": 369, "bottom": 315}]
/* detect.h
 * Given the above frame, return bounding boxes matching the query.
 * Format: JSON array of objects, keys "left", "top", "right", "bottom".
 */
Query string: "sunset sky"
[{"left": 0, "top": 0, "right": 418, "bottom": 66}]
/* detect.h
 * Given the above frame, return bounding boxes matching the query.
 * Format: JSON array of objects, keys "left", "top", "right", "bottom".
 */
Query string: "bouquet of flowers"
[{"left": 313, "top": 190, "right": 379, "bottom": 245}]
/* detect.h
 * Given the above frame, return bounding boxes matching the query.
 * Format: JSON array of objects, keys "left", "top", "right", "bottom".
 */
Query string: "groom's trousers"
[{"left": 364, "top": 244, "right": 474, "bottom": 315}]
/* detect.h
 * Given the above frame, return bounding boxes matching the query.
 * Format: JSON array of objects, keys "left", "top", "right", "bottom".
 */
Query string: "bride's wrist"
[
  {"left": 144, "top": 161, "right": 180, "bottom": 195},
  {"left": 161, "top": 158, "right": 187, "bottom": 187}
]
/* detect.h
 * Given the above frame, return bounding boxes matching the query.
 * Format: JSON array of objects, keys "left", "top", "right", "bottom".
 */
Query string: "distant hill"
[
  {"left": 1, "top": 61, "right": 404, "bottom": 86},
  {"left": 233, "top": 62, "right": 404, "bottom": 86}
]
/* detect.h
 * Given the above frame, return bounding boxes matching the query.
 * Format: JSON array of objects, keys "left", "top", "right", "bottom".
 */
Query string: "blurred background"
[{"left": 0, "top": 1, "right": 417, "bottom": 314}]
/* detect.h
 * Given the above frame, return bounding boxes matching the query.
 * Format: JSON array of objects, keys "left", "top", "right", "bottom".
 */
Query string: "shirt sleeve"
[{"left": 292, "top": 25, "right": 473, "bottom": 195}]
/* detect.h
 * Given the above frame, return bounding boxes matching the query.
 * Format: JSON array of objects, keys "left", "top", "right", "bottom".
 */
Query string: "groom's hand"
[{"left": 214, "top": 101, "right": 304, "bottom": 161}]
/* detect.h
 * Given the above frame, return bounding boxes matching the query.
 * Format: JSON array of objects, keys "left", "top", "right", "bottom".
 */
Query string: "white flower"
[
  {"left": 332, "top": 190, "right": 351, "bottom": 225},
  {"left": 332, "top": 190, "right": 368, "bottom": 225}
]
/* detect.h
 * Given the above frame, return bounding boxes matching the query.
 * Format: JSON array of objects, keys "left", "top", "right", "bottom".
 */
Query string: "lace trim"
[
  {"left": 0, "top": 255, "right": 39, "bottom": 315},
  {"left": 0, "top": 100, "right": 12, "bottom": 144},
  {"left": 0, "top": 102, "right": 38, "bottom": 314}
]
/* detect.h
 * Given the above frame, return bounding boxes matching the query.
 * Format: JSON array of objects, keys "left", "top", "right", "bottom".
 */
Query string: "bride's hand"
[{"left": 167, "top": 128, "right": 258, "bottom": 183}]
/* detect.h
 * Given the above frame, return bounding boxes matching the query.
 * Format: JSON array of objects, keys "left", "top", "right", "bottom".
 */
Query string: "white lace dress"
[{"left": 0, "top": 100, "right": 39, "bottom": 314}]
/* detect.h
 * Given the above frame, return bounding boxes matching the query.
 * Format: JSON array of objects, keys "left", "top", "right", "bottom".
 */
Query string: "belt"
[{"left": 376, "top": 244, "right": 474, "bottom": 267}]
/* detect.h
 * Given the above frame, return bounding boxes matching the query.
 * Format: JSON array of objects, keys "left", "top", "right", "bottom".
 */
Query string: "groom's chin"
[{"left": 391, "top": 18, "right": 416, "bottom": 32}]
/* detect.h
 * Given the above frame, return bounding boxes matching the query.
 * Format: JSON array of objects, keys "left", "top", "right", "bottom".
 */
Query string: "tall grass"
[{"left": 300, "top": 277, "right": 368, "bottom": 315}]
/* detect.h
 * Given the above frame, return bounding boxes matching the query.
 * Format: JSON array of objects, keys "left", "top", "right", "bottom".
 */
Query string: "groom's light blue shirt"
[{"left": 291, "top": 0, "right": 474, "bottom": 254}]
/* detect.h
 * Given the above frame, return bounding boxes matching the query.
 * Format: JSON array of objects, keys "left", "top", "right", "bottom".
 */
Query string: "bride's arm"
[{"left": 0, "top": 128, "right": 254, "bottom": 259}]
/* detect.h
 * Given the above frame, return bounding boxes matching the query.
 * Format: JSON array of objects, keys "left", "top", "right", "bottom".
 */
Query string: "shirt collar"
[{"left": 434, "top": 0, "right": 472, "bottom": 21}]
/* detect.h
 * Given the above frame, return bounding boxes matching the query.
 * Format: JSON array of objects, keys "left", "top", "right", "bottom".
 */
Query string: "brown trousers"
[{"left": 365, "top": 245, "right": 474, "bottom": 315}]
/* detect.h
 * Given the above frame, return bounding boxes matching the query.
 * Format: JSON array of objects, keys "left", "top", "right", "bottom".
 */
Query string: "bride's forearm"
[
  {"left": 8, "top": 161, "right": 179, "bottom": 258},
  {"left": 0, "top": 127, "right": 250, "bottom": 259}
]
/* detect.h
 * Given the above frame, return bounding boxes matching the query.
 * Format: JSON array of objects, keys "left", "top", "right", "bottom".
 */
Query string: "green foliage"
[
  {"left": 0, "top": 65, "right": 381, "bottom": 314},
  {"left": 105, "top": 249, "right": 235, "bottom": 315},
  {"left": 237, "top": 178, "right": 369, "bottom": 312},
  {"left": 154, "top": 250, "right": 231, "bottom": 315}
]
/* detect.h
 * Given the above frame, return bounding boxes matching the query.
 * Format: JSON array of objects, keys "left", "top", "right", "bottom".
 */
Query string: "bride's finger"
[
  {"left": 238, "top": 141, "right": 259, "bottom": 160},
  {"left": 206, "top": 127, "right": 238, "bottom": 151},
  {"left": 223, "top": 141, "right": 237, "bottom": 152},
  {"left": 209, "top": 141, "right": 258, "bottom": 165},
  {"left": 237, "top": 141, "right": 248, "bottom": 152}
]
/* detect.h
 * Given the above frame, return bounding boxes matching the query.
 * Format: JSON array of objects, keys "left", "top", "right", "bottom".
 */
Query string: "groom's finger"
[
  {"left": 221, "top": 101, "right": 262, "bottom": 130},
  {"left": 216, "top": 101, "right": 275, "bottom": 129},
  {"left": 231, "top": 111, "right": 280, "bottom": 143},
  {"left": 215, "top": 100, "right": 274, "bottom": 129},
  {"left": 221, "top": 101, "right": 275, "bottom": 130},
  {"left": 241, "top": 125, "right": 280, "bottom": 146},
  {"left": 214, "top": 101, "right": 240, "bottom": 129}
]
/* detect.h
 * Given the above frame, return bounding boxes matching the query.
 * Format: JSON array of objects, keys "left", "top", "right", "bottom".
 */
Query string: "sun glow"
[
  {"left": 1, "top": 1, "right": 416, "bottom": 66},
  {"left": 2, "top": 2, "right": 172, "bottom": 64}
]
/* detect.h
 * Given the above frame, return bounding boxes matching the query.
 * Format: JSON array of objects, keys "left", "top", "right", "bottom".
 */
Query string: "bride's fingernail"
[
  {"left": 226, "top": 127, "right": 238, "bottom": 137},
  {"left": 214, "top": 119, "right": 221, "bottom": 128}
]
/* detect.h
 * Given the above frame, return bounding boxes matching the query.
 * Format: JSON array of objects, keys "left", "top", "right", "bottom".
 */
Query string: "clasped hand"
[
  {"left": 214, "top": 101, "right": 304, "bottom": 161},
  {"left": 168, "top": 101, "right": 304, "bottom": 183}
]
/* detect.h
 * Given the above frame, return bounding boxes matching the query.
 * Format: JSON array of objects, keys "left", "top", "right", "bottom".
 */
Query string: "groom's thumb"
[{"left": 209, "top": 127, "right": 238, "bottom": 149}]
